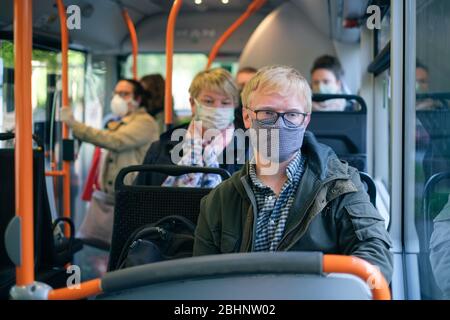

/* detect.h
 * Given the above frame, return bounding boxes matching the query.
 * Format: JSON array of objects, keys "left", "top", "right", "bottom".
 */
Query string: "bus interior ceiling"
[
  {"left": 0, "top": 0, "right": 369, "bottom": 91},
  {"left": 9, "top": 0, "right": 450, "bottom": 301}
]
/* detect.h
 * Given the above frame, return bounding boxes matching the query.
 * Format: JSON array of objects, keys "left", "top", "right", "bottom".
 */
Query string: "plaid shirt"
[{"left": 249, "top": 151, "right": 306, "bottom": 251}]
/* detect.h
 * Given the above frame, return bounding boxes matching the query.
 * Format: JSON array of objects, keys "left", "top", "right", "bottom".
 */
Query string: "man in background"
[{"left": 235, "top": 67, "right": 257, "bottom": 130}]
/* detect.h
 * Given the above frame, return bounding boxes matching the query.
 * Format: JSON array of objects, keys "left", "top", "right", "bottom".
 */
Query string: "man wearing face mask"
[
  {"left": 60, "top": 79, "right": 159, "bottom": 246},
  {"left": 135, "top": 68, "right": 245, "bottom": 187},
  {"left": 310, "top": 55, "right": 349, "bottom": 112},
  {"left": 234, "top": 67, "right": 257, "bottom": 130},
  {"left": 193, "top": 65, "right": 393, "bottom": 283}
]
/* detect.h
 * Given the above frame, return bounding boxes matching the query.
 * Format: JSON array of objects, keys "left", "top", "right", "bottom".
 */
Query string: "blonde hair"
[
  {"left": 189, "top": 68, "right": 239, "bottom": 106},
  {"left": 241, "top": 65, "right": 312, "bottom": 112}
]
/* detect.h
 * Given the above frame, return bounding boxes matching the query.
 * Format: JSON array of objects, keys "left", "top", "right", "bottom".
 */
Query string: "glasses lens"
[
  {"left": 115, "top": 91, "right": 132, "bottom": 98},
  {"left": 284, "top": 112, "right": 305, "bottom": 127},
  {"left": 256, "top": 110, "right": 278, "bottom": 124}
]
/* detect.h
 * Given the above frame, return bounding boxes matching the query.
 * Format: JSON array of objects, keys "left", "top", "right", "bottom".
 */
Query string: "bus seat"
[
  {"left": 108, "top": 165, "right": 231, "bottom": 272},
  {"left": 359, "top": 172, "right": 376, "bottom": 207},
  {"left": 0, "top": 133, "right": 82, "bottom": 298},
  {"left": 310, "top": 94, "right": 368, "bottom": 171},
  {"left": 97, "top": 252, "right": 373, "bottom": 300},
  {"left": 417, "top": 171, "right": 450, "bottom": 299}
]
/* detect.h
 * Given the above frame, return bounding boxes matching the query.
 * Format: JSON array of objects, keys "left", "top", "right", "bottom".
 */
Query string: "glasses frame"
[
  {"left": 114, "top": 91, "right": 134, "bottom": 99},
  {"left": 245, "top": 106, "right": 309, "bottom": 128}
]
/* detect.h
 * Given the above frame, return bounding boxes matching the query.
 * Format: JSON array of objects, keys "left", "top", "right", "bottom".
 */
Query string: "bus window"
[
  {"left": 414, "top": 0, "right": 450, "bottom": 300},
  {"left": 121, "top": 54, "right": 238, "bottom": 119},
  {"left": 376, "top": 10, "right": 391, "bottom": 55},
  {"left": 374, "top": 69, "right": 391, "bottom": 192}
]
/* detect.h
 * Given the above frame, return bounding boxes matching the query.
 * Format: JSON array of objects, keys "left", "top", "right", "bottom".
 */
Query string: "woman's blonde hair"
[
  {"left": 189, "top": 68, "right": 239, "bottom": 106},
  {"left": 241, "top": 65, "right": 312, "bottom": 112}
]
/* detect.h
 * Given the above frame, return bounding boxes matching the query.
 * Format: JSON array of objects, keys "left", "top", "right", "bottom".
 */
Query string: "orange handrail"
[
  {"left": 48, "top": 279, "right": 103, "bottom": 300},
  {"left": 45, "top": 254, "right": 391, "bottom": 300},
  {"left": 164, "top": 0, "right": 183, "bottom": 127},
  {"left": 14, "top": 0, "right": 35, "bottom": 286},
  {"left": 121, "top": 9, "right": 139, "bottom": 80},
  {"left": 323, "top": 255, "right": 391, "bottom": 300},
  {"left": 206, "top": 0, "right": 266, "bottom": 69},
  {"left": 56, "top": 0, "right": 72, "bottom": 238}
]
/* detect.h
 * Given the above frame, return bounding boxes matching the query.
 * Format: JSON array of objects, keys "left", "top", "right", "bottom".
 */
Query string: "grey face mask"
[{"left": 250, "top": 117, "right": 306, "bottom": 163}]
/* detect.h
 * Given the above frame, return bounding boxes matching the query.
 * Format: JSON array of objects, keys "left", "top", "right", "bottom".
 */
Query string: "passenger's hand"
[{"left": 60, "top": 107, "right": 75, "bottom": 127}]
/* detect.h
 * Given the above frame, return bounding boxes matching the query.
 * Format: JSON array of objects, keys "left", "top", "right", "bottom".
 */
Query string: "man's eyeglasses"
[
  {"left": 245, "top": 107, "right": 309, "bottom": 128},
  {"left": 114, "top": 91, "right": 133, "bottom": 98}
]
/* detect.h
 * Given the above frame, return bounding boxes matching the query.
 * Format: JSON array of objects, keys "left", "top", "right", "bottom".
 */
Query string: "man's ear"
[
  {"left": 304, "top": 113, "right": 311, "bottom": 128},
  {"left": 242, "top": 106, "right": 252, "bottom": 129}
]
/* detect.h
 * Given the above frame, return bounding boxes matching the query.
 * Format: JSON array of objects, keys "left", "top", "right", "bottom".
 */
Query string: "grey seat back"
[
  {"left": 310, "top": 94, "right": 368, "bottom": 172},
  {"left": 98, "top": 252, "right": 372, "bottom": 300}
]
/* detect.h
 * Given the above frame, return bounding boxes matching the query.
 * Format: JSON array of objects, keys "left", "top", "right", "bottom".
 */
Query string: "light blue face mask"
[
  {"left": 194, "top": 99, "right": 235, "bottom": 130},
  {"left": 313, "top": 83, "right": 340, "bottom": 94},
  {"left": 250, "top": 117, "right": 306, "bottom": 163}
]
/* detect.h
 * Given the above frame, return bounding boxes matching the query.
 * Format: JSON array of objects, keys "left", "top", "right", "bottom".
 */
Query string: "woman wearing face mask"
[
  {"left": 310, "top": 55, "right": 349, "bottom": 112},
  {"left": 60, "top": 79, "right": 159, "bottom": 247},
  {"left": 135, "top": 68, "right": 245, "bottom": 187}
]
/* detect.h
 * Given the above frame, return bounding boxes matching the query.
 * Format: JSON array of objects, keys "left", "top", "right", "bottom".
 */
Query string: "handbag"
[
  {"left": 115, "top": 215, "right": 196, "bottom": 270},
  {"left": 77, "top": 190, "right": 115, "bottom": 249}
]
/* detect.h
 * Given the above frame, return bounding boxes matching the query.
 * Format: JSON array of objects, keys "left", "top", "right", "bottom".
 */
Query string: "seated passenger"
[
  {"left": 236, "top": 66, "right": 258, "bottom": 91},
  {"left": 193, "top": 65, "right": 394, "bottom": 283},
  {"left": 60, "top": 79, "right": 159, "bottom": 245},
  {"left": 135, "top": 68, "right": 245, "bottom": 187},
  {"left": 429, "top": 194, "right": 450, "bottom": 299},
  {"left": 310, "top": 55, "right": 350, "bottom": 112},
  {"left": 234, "top": 67, "right": 257, "bottom": 130},
  {"left": 140, "top": 73, "right": 179, "bottom": 134}
]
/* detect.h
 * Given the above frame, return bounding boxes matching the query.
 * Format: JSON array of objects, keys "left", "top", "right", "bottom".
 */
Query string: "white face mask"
[
  {"left": 313, "top": 82, "right": 340, "bottom": 94},
  {"left": 111, "top": 94, "right": 138, "bottom": 117},
  {"left": 194, "top": 99, "right": 235, "bottom": 130}
]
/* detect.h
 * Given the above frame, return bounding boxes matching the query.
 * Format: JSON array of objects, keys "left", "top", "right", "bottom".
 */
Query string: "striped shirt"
[{"left": 249, "top": 151, "right": 306, "bottom": 251}]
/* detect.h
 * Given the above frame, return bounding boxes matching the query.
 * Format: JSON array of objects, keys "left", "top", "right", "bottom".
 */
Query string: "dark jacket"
[
  {"left": 134, "top": 124, "right": 247, "bottom": 186},
  {"left": 193, "top": 131, "right": 394, "bottom": 283}
]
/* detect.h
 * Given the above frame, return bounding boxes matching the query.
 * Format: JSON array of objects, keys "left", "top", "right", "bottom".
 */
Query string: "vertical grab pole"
[
  {"left": 56, "top": 0, "right": 71, "bottom": 237},
  {"left": 14, "top": 0, "right": 35, "bottom": 286},
  {"left": 121, "top": 9, "right": 139, "bottom": 80},
  {"left": 164, "top": 0, "right": 183, "bottom": 130},
  {"left": 206, "top": 0, "right": 266, "bottom": 69}
]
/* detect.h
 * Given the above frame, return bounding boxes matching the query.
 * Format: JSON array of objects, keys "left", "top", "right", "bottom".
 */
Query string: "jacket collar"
[{"left": 107, "top": 107, "right": 148, "bottom": 131}]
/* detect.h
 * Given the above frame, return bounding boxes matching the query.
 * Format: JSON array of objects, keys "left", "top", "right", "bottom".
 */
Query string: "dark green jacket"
[{"left": 193, "top": 132, "right": 393, "bottom": 283}]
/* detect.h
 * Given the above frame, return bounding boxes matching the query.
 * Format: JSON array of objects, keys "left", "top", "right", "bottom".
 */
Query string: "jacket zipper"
[{"left": 241, "top": 176, "right": 259, "bottom": 252}]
